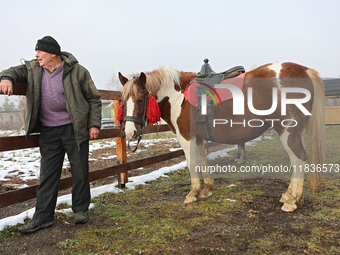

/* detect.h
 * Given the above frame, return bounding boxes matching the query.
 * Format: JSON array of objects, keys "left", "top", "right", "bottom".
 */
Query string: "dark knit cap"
[{"left": 35, "top": 36, "right": 61, "bottom": 55}]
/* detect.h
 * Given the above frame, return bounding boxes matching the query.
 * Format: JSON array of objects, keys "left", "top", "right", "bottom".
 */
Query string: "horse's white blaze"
[
  {"left": 268, "top": 63, "right": 283, "bottom": 89},
  {"left": 125, "top": 97, "right": 137, "bottom": 140}
]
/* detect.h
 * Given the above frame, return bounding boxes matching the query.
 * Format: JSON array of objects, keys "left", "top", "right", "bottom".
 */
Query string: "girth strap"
[{"left": 194, "top": 97, "right": 217, "bottom": 142}]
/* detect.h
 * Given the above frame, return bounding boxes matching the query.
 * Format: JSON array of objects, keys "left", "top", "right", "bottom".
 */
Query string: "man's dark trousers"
[{"left": 33, "top": 124, "right": 91, "bottom": 222}]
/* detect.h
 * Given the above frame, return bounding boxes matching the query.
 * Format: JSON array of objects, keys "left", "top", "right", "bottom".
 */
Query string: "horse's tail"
[{"left": 306, "top": 68, "right": 326, "bottom": 192}]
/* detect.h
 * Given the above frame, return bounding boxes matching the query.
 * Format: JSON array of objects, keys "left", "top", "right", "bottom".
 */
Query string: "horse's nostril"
[{"left": 133, "top": 130, "right": 141, "bottom": 140}]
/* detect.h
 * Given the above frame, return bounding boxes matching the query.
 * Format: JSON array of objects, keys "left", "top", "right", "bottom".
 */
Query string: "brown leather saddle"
[
  {"left": 196, "top": 58, "right": 245, "bottom": 87},
  {"left": 194, "top": 59, "right": 245, "bottom": 142}
]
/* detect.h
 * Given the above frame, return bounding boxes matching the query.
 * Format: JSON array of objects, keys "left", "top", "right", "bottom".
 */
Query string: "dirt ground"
[
  {"left": 1, "top": 128, "right": 340, "bottom": 254},
  {"left": 1, "top": 176, "right": 337, "bottom": 255}
]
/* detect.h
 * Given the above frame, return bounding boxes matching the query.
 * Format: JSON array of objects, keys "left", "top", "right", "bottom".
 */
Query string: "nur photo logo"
[{"left": 199, "top": 82, "right": 312, "bottom": 128}]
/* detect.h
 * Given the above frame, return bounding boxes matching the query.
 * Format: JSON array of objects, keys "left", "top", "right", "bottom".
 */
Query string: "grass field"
[{"left": 1, "top": 126, "right": 340, "bottom": 254}]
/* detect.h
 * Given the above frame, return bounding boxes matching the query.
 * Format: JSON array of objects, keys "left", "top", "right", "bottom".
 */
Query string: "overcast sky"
[{"left": 0, "top": 0, "right": 339, "bottom": 95}]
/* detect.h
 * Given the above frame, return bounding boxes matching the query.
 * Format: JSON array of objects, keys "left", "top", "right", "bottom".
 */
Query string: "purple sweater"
[{"left": 39, "top": 62, "right": 72, "bottom": 127}]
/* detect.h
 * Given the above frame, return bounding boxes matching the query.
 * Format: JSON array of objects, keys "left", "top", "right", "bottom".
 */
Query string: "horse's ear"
[
  {"left": 118, "top": 72, "right": 129, "bottom": 86},
  {"left": 139, "top": 72, "right": 146, "bottom": 89}
]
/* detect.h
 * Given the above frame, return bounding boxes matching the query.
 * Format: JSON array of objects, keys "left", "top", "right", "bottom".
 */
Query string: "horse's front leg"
[{"left": 179, "top": 135, "right": 213, "bottom": 203}]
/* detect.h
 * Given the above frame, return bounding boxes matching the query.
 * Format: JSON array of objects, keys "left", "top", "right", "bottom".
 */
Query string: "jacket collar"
[{"left": 26, "top": 52, "right": 78, "bottom": 70}]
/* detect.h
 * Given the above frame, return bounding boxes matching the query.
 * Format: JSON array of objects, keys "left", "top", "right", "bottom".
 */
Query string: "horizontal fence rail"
[
  {"left": 0, "top": 125, "right": 171, "bottom": 152},
  {"left": 0, "top": 83, "right": 122, "bottom": 100},
  {"left": 0, "top": 149, "right": 184, "bottom": 208},
  {"left": 0, "top": 124, "right": 174, "bottom": 208}
]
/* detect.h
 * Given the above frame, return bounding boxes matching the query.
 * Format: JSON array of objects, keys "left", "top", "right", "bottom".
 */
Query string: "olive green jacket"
[{"left": 0, "top": 52, "right": 102, "bottom": 145}]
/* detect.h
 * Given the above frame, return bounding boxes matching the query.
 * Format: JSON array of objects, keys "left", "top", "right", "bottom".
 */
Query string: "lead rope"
[{"left": 127, "top": 133, "right": 143, "bottom": 153}]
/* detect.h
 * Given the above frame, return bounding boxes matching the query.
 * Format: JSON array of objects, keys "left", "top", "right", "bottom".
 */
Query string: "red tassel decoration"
[
  {"left": 116, "top": 101, "right": 125, "bottom": 125},
  {"left": 146, "top": 95, "right": 161, "bottom": 126}
]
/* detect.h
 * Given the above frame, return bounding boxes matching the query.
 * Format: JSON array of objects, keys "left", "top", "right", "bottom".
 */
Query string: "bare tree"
[
  {"left": 1, "top": 97, "right": 16, "bottom": 111},
  {"left": 106, "top": 70, "right": 123, "bottom": 91},
  {"left": 15, "top": 96, "right": 27, "bottom": 131},
  {"left": 0, "top": 96, "right": 26, "bottom": 132}
]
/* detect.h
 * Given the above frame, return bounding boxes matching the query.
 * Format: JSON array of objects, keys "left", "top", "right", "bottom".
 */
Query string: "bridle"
[{"left": 122, "top": 90, "right": 149, "bottom": 152}]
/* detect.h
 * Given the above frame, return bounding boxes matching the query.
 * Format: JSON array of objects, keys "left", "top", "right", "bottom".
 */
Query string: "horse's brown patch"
[
  {"left": 176, "top": 72, "right": 196, "bottom": 92},
  {"left": 176, "top": 100, "right": 193, "bottom": 141},
  {"left": 287, "top": 132, "right": 308, "bottom": 161},
  {"left": 158, "top": 97, "right": 176, "bottom": 133},
  {"left": 281, "top": 62, "right": 309, "bottom": 78},
  {"left": 176, "top": 72, "right": 197, "bottom": 140},
  {"left": 246, "top": 63, "right": 276, "bottom": 78}
]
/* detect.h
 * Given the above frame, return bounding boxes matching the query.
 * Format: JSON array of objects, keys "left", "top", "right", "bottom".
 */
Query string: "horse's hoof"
[
  {"left": 281, "top": 204, "right": 295, "bottom": 212},
  {"left": 184, "top": 196, "right": 197, "bottom": 204},
  {"left": 234, "top": 158, "right": 244, "bottom": 164},
  {"left": 200, "top": 191, "right": 212, "bottom": 199}
]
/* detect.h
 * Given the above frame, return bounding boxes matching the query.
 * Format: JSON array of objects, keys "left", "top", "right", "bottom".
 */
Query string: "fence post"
[{"left": 114, "top": 100, "right": 128, "bottom": 188}]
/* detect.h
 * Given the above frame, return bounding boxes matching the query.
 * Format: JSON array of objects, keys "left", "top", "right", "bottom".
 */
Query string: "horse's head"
[{"left": 119, "top": 72, "right": 149, "bottom": 140}]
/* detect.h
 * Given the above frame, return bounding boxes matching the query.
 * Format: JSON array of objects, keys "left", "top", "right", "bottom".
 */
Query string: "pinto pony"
[{"left": 118, "top": 62, "right": 325, "bottom": 212}]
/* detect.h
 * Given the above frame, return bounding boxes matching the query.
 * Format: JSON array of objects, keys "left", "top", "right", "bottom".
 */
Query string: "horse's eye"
[{"left": 138, "top": 99, "right": 144, "bottom": 105}]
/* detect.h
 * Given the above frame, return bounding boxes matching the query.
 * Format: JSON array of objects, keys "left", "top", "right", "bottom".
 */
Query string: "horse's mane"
[{"left": 122, "top": 67, "right": 181, "bottom": 102}]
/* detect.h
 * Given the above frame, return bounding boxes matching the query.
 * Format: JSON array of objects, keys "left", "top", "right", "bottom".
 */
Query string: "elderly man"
[{"left": 0, "top": 36, "right": 102, "bottom": 233}]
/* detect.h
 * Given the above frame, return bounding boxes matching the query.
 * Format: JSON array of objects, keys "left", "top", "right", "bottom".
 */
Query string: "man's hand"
[
  {"left": 0, "top": 79, "right": 13, "bottom": 96},
  {"left": 89, "top": 127, "right": 100, "bottom": 140}
]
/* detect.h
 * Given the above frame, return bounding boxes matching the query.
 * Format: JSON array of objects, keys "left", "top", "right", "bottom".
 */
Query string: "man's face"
[{"left": 35, "top": 50, "right": 55, "bottom": 68}]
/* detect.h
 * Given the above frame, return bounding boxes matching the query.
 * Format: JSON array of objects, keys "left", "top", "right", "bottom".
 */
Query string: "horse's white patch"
[
  {"left": 125, "top": 97, "right": 136, "bottom": 140},
  {"left": 279, "top": 129, "right": 305, "bottom": 178},
  {"left": 170, "top": 93, "right": 184, "bottom": 131},
  {"left": 268, "top": 63, "right": 283, "bottom": 89},
  {"left": 268, "top": 63, "right": 282, "bottom": 78}
]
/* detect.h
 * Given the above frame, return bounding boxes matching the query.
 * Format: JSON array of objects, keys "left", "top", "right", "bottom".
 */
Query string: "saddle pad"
[{"left": 184, "top": 72, "right": 246, "bottom": 107}]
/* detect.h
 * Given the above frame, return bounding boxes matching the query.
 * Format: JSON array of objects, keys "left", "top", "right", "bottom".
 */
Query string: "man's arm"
[
  {"left": 81, "top": 69, "right": 102, "bottom": 130},
  {"left": 0, "top": 64, "right": 29, "bottom": 96}
]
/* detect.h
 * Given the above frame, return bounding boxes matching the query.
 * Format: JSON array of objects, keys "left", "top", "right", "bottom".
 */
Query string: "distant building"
[
  {"left": 0, "top": 110, "right": 24, "bottom": 130},
  {"left": 324, "top": 79, "right": 340, "bottom": 106},
  {"left": 101, "top": 100, "right": 115, "bottom": 119}
]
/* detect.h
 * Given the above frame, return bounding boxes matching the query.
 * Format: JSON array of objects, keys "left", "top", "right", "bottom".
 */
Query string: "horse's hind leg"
[
  {"left": 196, "top": 138, "right": 213, "bottom": 198},
  {"left": 200, "top": 140, "right": 214, "bottom": 199},
  {"left": 234, "top": 143, "right": 246, "bottom": 164},
  {"left": 278, "top": 129, "right": 307, "bottom": 212}
]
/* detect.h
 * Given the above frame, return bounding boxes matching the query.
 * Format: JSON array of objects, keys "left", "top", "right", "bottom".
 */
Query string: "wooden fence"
[
  {"left": 0, "top": 84, "right": 185, "bottom": 208},
  {"left": 2, "top": 83, "right": 336, "bottom": 208},
  {"left": 325, "top": 106, "right": 340, "bottom": 125}
]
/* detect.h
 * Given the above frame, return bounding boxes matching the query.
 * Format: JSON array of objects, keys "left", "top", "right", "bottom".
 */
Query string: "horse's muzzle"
[{"left": 126, "top": 128, "right": 142, "bottom": 141}]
